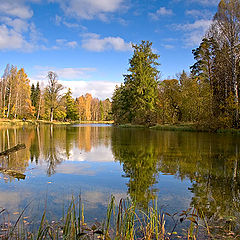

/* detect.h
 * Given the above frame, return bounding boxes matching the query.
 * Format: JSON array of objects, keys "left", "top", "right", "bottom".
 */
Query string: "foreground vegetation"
[{"left": 1, "top": 196, "right": 236, "bottom": 240}]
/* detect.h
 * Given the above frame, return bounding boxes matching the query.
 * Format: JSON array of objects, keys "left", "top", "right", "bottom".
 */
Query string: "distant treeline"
[
  {"left": 112, "top": 0, "right": 240, "bottom": 129},
  {"left": 0, "top": 67, "right": 112, "bottom": 121}
]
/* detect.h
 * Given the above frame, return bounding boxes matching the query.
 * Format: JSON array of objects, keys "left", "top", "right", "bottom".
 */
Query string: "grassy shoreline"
[
  {"left": 116, "top": 123, "right": 240, "bottom": 135},
  {"left": 0, "top": 119, "right": 114, "bottom": 126}
]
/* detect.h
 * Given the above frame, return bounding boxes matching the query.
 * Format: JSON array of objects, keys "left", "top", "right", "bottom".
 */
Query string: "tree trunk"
[
  {"left": 37, "top": 95, "right": 41, "bottom": 120},
  {"left": 233, "top": 79, "right": 239, "bottom": 127},
  {"left": 14, "top": 92, "right": 19, "bottom": 119},
  {"left": 2, "top": 83, "right": 7, "bottom": 117},
  {"left": 50, "top": 107, "right": 54, "bottom": 121},
  {"left": 7, "top": 87, "right": 11, "bottom": 118},
  {"left": 0, "top": 144, "right": 26, "bottom": 157}
]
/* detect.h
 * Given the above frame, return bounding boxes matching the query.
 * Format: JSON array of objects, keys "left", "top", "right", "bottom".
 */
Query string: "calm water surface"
[{"left": 0, "top": 124, "right": 240, "bottom": 232}]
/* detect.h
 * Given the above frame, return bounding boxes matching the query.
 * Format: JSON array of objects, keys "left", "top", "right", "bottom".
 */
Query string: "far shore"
[
  {"left": 1, "top": 119, "right": 240, "bottom": 135},
  {"left": 0, "top": 119, "right": 114, "bottom": 126},
  {"left": 117, "top": 123, "right": 240, "bottom": 135}
]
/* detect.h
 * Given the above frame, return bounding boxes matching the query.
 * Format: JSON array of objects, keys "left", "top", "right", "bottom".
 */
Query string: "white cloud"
[
  {"left": 58, "top": 68, "right": 96, "bottom": 79},
  {"left": 174, "top": 0, "right": 219, "bottom": 6},
  {"left": 66, "top": 41, "right": 78, "bottom": 48},
  {"left": 63, "top": 21, "right": 80, "bottom": 28},
  {"left": 54, "top": 39, "right": 78, "bottom": 49},
  {"left": 0, "top": 1, "right": 46, "bottom": 51},
  {"left": 55, "top": 14, "right": 87, "bottom": 30},
  {"left": 29, "top": 22, "right": 44, "bottom": 43},
  {"left": 0, "top": 17, "right": 29, "bottom": 33},
  {"left": 32, "top": 78, "right": 119, "bottom": 100},
  {"left": 82, "top": 32, "right": 100, "bottom": 39},
  {"left": 56, "top": 163, "right": 96, "bottom": 175},
  {"left": 55, "top": 15, "right": 62, "bottom": 25},
  {"left": 175, "top": 19, "right": 212, "bottom": 46},
  {"left": 0, "top": 0, "right": 33, "bottom": 19},
  {"left": 32, "top": 66, "right": 96, "bottom": 80},
  {"left": 81, "top": 33, "right": 131, "bottom": 52},
  {"left": 82, "top": 191, "right": 127, "bottom": 209},
  {"left": 0, "top": 19, "right": 45, "bottom": 51},
  {"left": 30, "top": 66, "right": 121, "bottom": 99},
  {"left": 50, "top": 0, "right": 127, "bottom": 20},
  {"left": 0, "top": 24, "right": 32, "bottom": 50},
  {"left": 161, "top": 44, "right": 174, "bottom": 49},
  {"left": 176, "top": 19, "right": 212, "bottom": 31},
  {"left": 185, "top": 9, "right": 213, "bottom": 19},
  {"left": 190, "top": 0, "right": 219, "bottom": 6},
  {"left": 149, "top": 7, "right": 173, "bottom": 20},
  {"left": 64, "top": 80, "right": 119, "bottom": 99},
  {"left": 67, "top": 146, "right": 114, "bottom": 162},
  {"left": 30, "top": 66, "right": 119, "bottom": 99}
]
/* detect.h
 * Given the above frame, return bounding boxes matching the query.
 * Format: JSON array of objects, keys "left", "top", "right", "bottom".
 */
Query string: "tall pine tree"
[
  {"left": 112, "top": 41, "right": 160, "bottom": 125},
  {"left": 65, "top": 88, "right": 79, "bottom": 121}
]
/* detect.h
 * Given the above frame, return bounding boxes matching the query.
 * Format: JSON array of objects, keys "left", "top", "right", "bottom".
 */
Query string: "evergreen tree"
[
  {"left": 191, "top": 37, "right": 217, "bottom": 86},
  {"left": 31, "top": 84, "right": 35, "bottom": 107},
  {"left": 65, "top": 88, "right": 79, "bottom": 121},
  {"left": 112, "top": 41, "right": 160, "bottom": 125},
  {"left": 35, "top": 82, "right": 41, "bottom": 119}
]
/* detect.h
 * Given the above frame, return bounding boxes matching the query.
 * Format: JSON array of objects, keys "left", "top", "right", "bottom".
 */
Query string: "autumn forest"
[{"left": 0, "top": 68, "right": 112, "bottom": 122}]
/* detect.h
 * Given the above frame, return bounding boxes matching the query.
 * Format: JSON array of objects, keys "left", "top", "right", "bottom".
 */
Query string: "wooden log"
[
  {"left": 0, "top": 168, "right": 26, "bottom": 180},
  {"left": 0, "top": 144, "right": 26, "bottom": 157}
]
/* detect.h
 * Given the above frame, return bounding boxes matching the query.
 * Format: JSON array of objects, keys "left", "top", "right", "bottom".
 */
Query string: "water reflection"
[
  {"left": 111, "top": 128, "right": 160, "bottom": 208},
  {"left": 154, "top": 132, "right": 240, "bottom": 232},
  {"left": 111, "top": 128, "right": 240, "bottom": 233},
  {"left": 0, "top": 127, "right": 33, "bottom": 180},
  {"left": 0, "top": 125, "right": 240, "bottom": 233}
]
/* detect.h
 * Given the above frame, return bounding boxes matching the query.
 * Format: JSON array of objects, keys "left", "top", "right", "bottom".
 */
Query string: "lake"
[{"left": 0, "top": 124, "right": 240, "bottom": 235}]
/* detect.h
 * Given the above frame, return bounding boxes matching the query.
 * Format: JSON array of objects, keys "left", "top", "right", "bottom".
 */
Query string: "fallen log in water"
[
  {"left": 0, "top": 144, "right": 26, "bottom": 157},
  {"left": 0, "top": 168, "right": 26, "bottom": 180},
  {"left": 0, "top": 144, "right": 27, "bottom": 180}
]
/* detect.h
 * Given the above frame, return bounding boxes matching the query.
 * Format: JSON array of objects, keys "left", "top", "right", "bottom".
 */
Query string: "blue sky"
[{"left": 0, "top": 0, "right": 219, "bottom": 99}]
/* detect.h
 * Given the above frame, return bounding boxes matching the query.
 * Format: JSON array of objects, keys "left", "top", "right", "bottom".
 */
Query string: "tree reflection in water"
[
  {"left": 112, "top": 128, "right": 240, "bottom": 234},
  {"left": 28, "top": 124, "right": 112, "bottom": 176},
  {"left": 111, "top": 127, "right": 160, "bottom": 209}
]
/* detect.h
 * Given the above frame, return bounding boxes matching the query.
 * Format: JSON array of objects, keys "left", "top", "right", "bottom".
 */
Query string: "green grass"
[
  {"left": 216, "top": 128, "right": 240, "bottom": 135},
  {"left": 152, "top": 124, "right": 240, "bottom": 135},
  {"left": 116, "top": 121, "right": 240, "bottom": 135},
  {"left": 116, "top": 122, "right": 205, "bottom": 132},
  {"left": 117, "top": 123, "right": 147, "bottom": 128},
  {"left": 150, "top": 124, "right": 198, "bottom": 132}
]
